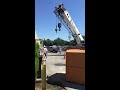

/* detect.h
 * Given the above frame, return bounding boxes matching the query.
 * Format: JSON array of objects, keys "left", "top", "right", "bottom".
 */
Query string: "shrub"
[{"left": 35, "top": 41, "right": 40, "bottom": 79}]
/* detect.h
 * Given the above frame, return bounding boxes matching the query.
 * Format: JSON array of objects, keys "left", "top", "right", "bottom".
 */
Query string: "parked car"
[
  {"left": 62, "top": 46, "right": 68, "bottom": 51},
  {"left": 47, "top": 46, "right": 59, "bottom": 53}
]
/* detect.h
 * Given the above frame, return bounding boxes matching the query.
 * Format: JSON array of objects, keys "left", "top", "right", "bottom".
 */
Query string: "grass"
[{"left": 35, "top": 82, "right": 65, "bottom": 90}]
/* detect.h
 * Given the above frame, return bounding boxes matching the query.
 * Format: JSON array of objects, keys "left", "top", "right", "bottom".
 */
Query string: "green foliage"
[
  {"left": 43, "top": 39, "right": 46, "bottom": 46},
  {"left": 53, "top": 37, "right": 65, "bottom": 46},
  {"left": 64, "top": 40, "right": 70, "bottom": 45},
  {"left": 46, "top": 39, "right": 53, "bottom": 46},
  {"left": 69, "top": 39, "right": 77, "bottom": 46},
  {"left": 35, "top": 41, "right": 39, "bottom": 79},
  {"left": 42, "top": 37, "right": 78, "bottom": 46}
]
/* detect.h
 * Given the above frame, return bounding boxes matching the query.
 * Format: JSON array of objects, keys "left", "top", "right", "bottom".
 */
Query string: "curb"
[{"left": 36, "top": 78, "right": 48, "bottom": 83}]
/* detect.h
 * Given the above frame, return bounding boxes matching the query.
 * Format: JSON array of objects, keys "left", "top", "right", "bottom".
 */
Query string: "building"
[{"left": 35, "top": 32, "right": 41, "bottom": 46}]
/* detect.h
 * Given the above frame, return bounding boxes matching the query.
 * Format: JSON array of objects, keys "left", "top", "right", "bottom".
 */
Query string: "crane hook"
[
  {"left": 55, "top": 29, "right": 57, "bottom": 33},
  {"left": 55, "top": 25, "right": 58, "bottom": 33},
  {"left": 58, "top": 23, "right": 62, "bottom": 31}
]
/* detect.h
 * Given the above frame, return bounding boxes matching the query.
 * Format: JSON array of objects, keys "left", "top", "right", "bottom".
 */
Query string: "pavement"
[
  {"left": 46, "top": 51, "right": 85, "bottom": 90},
  {"left": 46, "top": 51, "right": 65, "bottom": 76}
]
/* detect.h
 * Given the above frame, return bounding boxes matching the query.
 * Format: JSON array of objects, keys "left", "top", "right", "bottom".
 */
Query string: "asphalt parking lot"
[{"left": 46, "top": 51, "right": 66, "bottom": 76}]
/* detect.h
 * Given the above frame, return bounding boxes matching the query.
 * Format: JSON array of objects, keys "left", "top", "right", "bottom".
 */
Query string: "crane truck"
[
  {"left": 53, "top": 3, "right": 85, "bottom": 47},
  {"left": 53, "top": 4, "right": 85, "bottom": 85}
]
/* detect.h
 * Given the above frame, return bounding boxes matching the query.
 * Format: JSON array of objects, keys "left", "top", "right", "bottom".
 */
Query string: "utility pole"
[{"left": 41, "top": 54, "right": 46, "bottom": 90}]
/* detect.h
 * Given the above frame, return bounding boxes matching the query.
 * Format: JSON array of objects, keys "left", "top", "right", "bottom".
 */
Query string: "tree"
[
  {"left": 64, "top": 40, "right": 70, "bottom": 45},
  {"left": 42, "top": 37, "right": 72, "bottom": 46},
  {"left": 53, "top": 38, "right": 59, "bottom": 46},
  {"left": 53, "top": 37, "right": 63, "bottom": 46},
  {"left": 60, "top": 39, "right": 65, "bottom": 46},
  {"left": 69, "top": 39, "right": 77, "bottom": 46},
  {"left": 43, "top": 39, "right": 46, "bottom": 46},
  {"left": 46, "top": 39, "right": 53, "bottom": 46}
]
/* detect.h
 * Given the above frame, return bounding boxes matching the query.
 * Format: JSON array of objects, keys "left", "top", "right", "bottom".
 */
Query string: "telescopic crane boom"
[{"left": 53, "top": 4, "right": 85, "bottom": 46}]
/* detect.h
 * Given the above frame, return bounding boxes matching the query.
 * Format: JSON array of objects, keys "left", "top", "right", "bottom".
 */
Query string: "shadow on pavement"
[
  {"left": 47, "top": 73, "right": 65, "bottom": 87},
  {"left": 54, "top": 63, "right": 66, "bottom": 66},
  {"left": 47, "top": 73, "right": 85, "bottom": 90}
]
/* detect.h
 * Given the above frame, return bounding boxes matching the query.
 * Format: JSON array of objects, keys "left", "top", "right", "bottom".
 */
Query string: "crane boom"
[{"left": 53, "top": 4, "right": 85, "bottom": 46}]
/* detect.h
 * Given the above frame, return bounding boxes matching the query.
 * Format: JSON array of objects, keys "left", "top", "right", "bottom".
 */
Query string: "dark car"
[
  {"left": 47, "top": 46, "right": 58, "bottom": 53},
  {"left": 62, "top": 46, "right": 68, "bottom": 51}
]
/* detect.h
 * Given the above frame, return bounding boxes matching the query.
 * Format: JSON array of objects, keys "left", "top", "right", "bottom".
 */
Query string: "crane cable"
[
  {"left": 55, "top": 13, "right": 58, "bottom": 33},
  {"left": 47, "top": 0, "right": 61, "bottom": 33}
]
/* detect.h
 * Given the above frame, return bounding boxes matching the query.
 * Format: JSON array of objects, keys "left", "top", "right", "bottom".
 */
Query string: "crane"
[{"left": 53, "top": 3, "right": 85, "bottom": 46}]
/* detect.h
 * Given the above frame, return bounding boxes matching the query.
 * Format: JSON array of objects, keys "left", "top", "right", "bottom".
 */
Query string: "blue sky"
[{"left": 35, "top": 0, "right": 85, "bottom": 41}]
